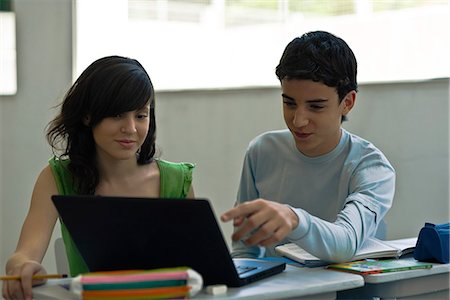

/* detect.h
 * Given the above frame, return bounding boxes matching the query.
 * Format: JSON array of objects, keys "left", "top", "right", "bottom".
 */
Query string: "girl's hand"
[{"left": 2, "top": 260, "right": 47, "bottom": 300}]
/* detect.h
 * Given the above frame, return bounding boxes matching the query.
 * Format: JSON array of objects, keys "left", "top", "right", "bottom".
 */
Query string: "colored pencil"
[{"left": 0, "top": 274, "right": 67, "bottom": 281}]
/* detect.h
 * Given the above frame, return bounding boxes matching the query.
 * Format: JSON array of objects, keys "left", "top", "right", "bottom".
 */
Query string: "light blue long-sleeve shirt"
[{"left": 231, "top": 128, "right": 395, "bottom": 263}]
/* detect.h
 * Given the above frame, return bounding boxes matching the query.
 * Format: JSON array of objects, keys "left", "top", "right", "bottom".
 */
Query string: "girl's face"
[{"left": 92, "top": 104, "right": 151, "bottom": 162}]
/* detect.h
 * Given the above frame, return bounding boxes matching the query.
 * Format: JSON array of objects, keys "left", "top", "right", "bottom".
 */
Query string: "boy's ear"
[{"left": 341, "top": 90, "right": 356, "bottom": 116}]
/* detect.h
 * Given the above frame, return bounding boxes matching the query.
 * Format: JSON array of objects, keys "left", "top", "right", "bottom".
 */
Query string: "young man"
[{"left": 221, "top": 31, "right": 395, "bottom": 262}]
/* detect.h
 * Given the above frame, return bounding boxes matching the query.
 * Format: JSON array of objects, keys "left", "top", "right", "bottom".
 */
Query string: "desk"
[
  {"left": 32, "top": 265, "right": 364, "bottom": 300},
  {"left": 337, "top": 258, "right": 450, "bottom": 299},
  {"left": 194, "top": 265, "right": 364, "bottom": 300}
]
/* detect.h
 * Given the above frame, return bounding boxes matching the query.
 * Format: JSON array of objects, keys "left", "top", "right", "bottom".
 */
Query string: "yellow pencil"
[{"left": 0, "top": 274, "right": 67, "bottom": 280}]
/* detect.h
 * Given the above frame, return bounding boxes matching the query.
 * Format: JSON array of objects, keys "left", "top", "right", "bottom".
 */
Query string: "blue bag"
[{"left": 413, "top": 222, "right": 449, "bottom": 264}]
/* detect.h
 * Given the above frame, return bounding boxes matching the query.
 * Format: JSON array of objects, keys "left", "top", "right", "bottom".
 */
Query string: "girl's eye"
[{"left": 137, "top": 113, "right": 148, "bottom": 119}]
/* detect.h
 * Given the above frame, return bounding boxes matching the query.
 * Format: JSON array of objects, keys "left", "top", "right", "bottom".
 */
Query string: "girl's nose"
[{"left": 121, "top": 117, "right": 137, "bottom": 133}]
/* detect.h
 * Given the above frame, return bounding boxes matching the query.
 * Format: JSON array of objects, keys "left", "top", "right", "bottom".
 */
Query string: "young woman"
[{"left": 2, "top": 56, "right": 194, "bottom": 300}]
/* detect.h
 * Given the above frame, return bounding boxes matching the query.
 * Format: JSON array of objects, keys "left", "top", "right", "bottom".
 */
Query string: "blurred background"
[{"left": 0, "top": 0, "right": 449, "bottom": 274}]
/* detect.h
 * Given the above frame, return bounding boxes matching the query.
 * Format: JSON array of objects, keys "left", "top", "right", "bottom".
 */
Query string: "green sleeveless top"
[{"left": 49, "top": 156, "right": 194, "bottom": 276}]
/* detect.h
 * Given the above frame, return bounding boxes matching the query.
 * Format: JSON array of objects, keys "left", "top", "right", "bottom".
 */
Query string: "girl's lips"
[{"left": 116, "top": 140, "right": 136, "bottom": 149}]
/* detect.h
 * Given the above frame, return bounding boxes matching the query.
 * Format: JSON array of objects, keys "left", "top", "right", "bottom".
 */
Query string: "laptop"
[{"left": 51, "top": 195, "right": 286, "bottom": 287}]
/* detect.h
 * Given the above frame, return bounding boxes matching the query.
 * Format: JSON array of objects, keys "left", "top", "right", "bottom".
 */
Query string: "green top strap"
[
  {"left": 49, "top": 156, "right": 195, "bottom": 276},
  {"left": 157, "top": 159, "right": 195, "bottom": 198}
]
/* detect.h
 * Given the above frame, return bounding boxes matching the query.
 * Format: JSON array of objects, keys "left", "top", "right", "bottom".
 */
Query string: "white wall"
[
  {"left": 0, "top": 0, "right": 73, "bottom": 273},
  {"left": 344, "top": 79, "right": 450, "bottom": 238},
  {"left": 155, "top": 88, "right": 286, "bottom": 246},
  {"left": 156, "top": 79, "right": 450, "bottom": 245},
  {"left": 0, "top": 0, "right": 449, "bottom": 275}
]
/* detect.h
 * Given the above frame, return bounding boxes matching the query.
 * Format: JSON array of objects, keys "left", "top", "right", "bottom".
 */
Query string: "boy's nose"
[{"left": 293, "top": 108, "right": 309, "bottom": 127}]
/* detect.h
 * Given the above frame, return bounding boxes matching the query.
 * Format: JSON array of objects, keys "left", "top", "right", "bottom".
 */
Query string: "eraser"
[{"left": 206, "top": 284, "right": 228, "bottom": 295}]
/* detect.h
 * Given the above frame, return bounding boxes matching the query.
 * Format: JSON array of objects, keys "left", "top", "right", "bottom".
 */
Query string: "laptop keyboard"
[{"left": 236, "top": 265, "right": 258, "bottom": 275}]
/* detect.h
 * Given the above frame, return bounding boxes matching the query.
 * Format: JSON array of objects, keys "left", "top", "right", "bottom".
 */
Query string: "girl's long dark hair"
[{"left": 47, "top": 56, "right": 156, "bottom": 194}]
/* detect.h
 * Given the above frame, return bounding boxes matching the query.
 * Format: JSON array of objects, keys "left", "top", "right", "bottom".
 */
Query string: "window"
[
  {"left": 75, "top": 0, "right": 450, "bottom": 90},
  {"left": 0, "top": 0, "right": 16, "bottom": 95}
]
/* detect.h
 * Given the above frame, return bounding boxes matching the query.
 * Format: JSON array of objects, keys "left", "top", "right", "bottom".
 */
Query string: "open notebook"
[
  {"left": 52, "top": 195, "right": 285, "bottom": 287},
  {"left": 275, "top": 237, "right": 418, "bottom": 267}
]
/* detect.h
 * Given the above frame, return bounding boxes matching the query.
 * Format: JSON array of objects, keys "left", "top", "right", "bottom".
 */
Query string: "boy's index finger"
[
  {"left": 221, "top": 202, "right": 256, "bottom": 222},
  {"left": 220, "top": 207, "right": 239, "bottom": 222},
  {"left": 221, "top": 205, "right": 249, "bottom": 222}
]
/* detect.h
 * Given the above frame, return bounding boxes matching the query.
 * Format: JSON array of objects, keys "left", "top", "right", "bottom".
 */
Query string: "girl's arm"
[
  {"left": 187, "top": 186, "right": 195, "bottom": 198},
  {"left": 3, "top": 165, "right": 59, "bottom": 300}
]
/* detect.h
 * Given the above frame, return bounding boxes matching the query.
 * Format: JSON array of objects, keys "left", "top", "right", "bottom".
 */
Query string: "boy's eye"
[
  {"left": 283, "top": 100, "right": 296, "bottom": 107},
  {"left": 310, "top": 104, "right": 325, "bottom": 110}
]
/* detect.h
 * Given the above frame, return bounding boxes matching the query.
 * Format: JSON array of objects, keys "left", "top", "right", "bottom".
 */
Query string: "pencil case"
[
  {"left": 413, "top": 222, "right": 449, "bottom": 264},
  {"left": 70, "top": 267, "right": 203, "bottom": 299}
]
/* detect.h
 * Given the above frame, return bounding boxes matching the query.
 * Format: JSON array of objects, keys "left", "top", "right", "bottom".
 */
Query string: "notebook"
[
  {"left": 51, "top": 195, "right": 286, "bottom": 287},
  {"left": 275, "top": 237, "right": 418, "bottom": 267}
]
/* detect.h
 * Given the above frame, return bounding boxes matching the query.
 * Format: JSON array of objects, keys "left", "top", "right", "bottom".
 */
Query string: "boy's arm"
[
  {"left": 288, "top": 160, "right": 395, "bottom": 262},
  {"left": 224, "top": 152, "right": 395, "bottom": 263}
]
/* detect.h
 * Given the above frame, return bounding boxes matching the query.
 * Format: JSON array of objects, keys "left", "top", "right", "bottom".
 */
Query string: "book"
[
  {"left": 275, "top": 237, "right": 417, "bottom": 267},
  {"left": 327, "top": 259, "right": 433, "bottom": 275}
]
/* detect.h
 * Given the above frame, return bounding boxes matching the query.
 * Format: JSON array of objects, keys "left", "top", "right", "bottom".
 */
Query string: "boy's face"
[{"left": 281, "top": 79, "right": 355, "bottom": 157}]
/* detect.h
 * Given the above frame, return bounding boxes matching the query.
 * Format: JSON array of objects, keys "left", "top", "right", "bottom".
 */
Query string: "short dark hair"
[
  {"left": 275, "top": 31, "right": 358, "bottom": 102},
  {"left": 47, "top": 55, "right": 156, "bottom": 194}
]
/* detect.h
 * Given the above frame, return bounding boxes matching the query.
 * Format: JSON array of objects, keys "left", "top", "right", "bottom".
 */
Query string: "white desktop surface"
[
  {"left": 194, "top": 265, "right": 364, "bottom": 300},
  {"left": 32, "top": 265, "right": 363, "bottom": 300}
]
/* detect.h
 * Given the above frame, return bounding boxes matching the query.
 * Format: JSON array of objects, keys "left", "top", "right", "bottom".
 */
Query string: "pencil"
[{"left": 0, "top": 274, "right": 68, "bottom": 281}]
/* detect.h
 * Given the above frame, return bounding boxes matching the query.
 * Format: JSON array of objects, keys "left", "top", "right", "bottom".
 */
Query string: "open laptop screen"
[{"left": 52, "top": 195, "right": 285, "bottom": 286}]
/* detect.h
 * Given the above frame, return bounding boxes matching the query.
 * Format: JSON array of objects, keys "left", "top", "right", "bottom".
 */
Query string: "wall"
[
  {"left": 156, "top": 79, "right": 450, "bottom": 246},
  {"left": 0, "top": 0, "right": 72, "bottom": 273},
  {"left": 344, "top": 79, "right": 450, "bottom": 238},
  {"left": 155, "top": 88, "right": 287, "bottom": 248},
  {"left": 0, "top": 1, "right": 448, "bottom": 275}
]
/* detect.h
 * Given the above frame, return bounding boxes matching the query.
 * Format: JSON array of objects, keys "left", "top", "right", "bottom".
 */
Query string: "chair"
[{"left": 54, "top": 237, "right": 70, "bottom": 275}]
